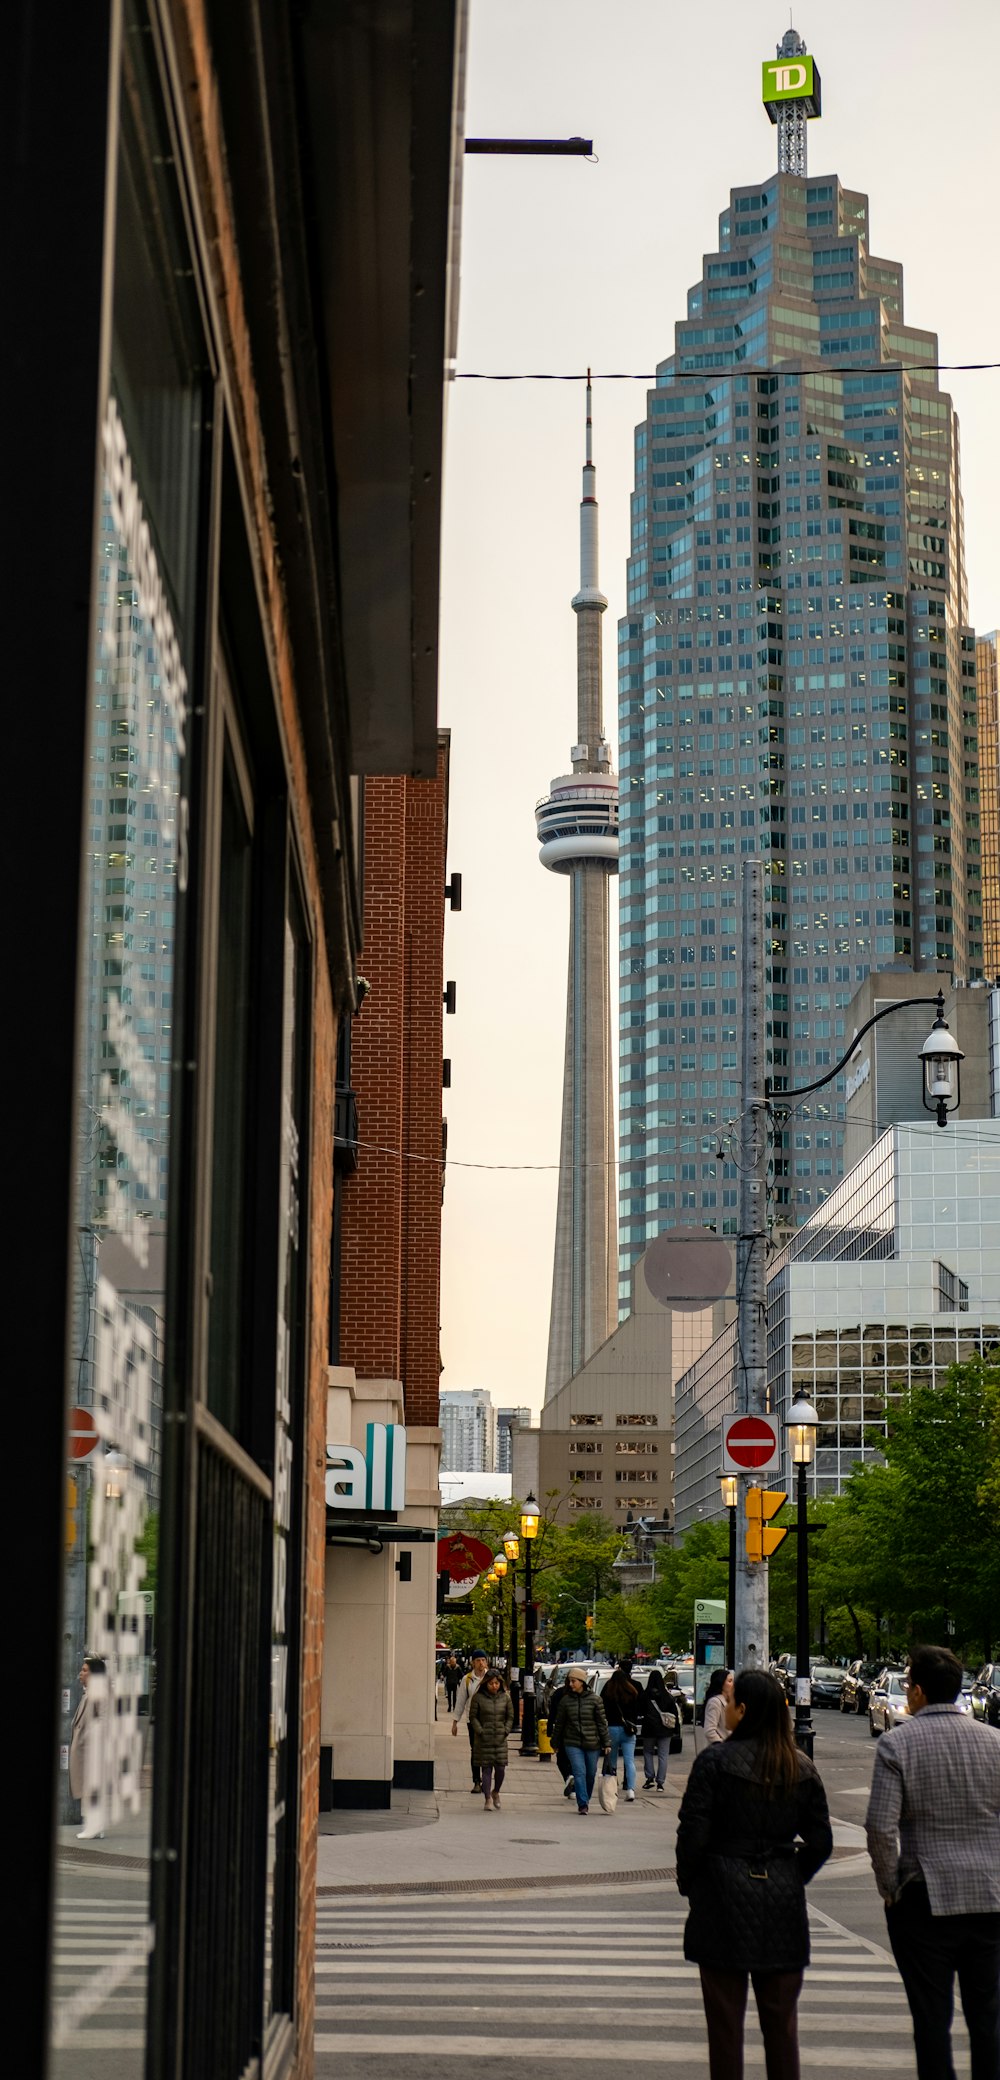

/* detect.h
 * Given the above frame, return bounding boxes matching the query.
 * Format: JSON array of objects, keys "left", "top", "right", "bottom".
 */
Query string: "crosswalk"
[
  {"left": 314, "top": 1888, "right": 971, "bottom": 2073},
  {"left": 49, "top": 1890, "right": 152, "bottom": 2063}
]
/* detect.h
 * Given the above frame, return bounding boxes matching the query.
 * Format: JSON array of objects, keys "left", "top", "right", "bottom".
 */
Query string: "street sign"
[
  {"left": 694, "top": 1599, "right": 727, "bottom": 1703},
  {"left": 722, "top": 1413, "right": 780, "bottom": 1473},
  {"left": 745, "top": 1489, "right": 789, "bottom": 1564},
  {"left": 68, "top": 1406, "right": 101, "bottom": 1461}
]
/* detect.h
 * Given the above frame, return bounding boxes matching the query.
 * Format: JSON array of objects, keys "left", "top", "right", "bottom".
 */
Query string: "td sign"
[{"left": 762, "top": 54, "right": 816, "bottom": 103}]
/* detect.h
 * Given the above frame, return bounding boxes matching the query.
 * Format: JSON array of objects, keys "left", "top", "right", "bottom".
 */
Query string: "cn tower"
[{"left": 536, "top": 380, "right": 619, "bottom": 1398}]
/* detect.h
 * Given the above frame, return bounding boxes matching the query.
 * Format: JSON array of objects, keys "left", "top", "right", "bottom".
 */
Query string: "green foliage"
[
  {"left": 770, "top": 1359, "right": 1000, "bottom": 1663},
  {"left": 644, "top": 1521, "right": 729, "bottom": 1654}
]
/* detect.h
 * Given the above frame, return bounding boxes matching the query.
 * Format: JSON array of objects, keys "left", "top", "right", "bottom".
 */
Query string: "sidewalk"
[
  {"left": 319, "top": 1718, "right": 680, "bottom": 1891},
  {"left": 316, "top": 1718, "right": 868, "bottom": 1893}
]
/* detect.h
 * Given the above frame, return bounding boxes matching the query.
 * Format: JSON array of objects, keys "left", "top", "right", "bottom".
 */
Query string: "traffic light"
[
  {"left": 584, "top": 1613, "right": 594, "bottom": 1631},
  {"left": 745, "top": 1488, "right": 788, "bottom": 1563}
]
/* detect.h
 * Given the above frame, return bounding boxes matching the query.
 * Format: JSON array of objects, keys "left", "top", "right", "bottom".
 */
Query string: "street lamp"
[
  {"left": 719, "top": 1474, "right": 738, "bottom": 1670},
  {"left": 493, "top": 1553, "right": 509, "bottom": 1680},
  {"left": 501, "top": 1533, "right": 520, "bottom": 1696},
  {"left": 787, "top": 1396, "right": 819, "bottom": 1757},
  {"left": 919, "top": 997, "right": 964, "bottom": 1126},
  {"left": 520, "top": 1493, "right": 540, "bottom": 1754}
]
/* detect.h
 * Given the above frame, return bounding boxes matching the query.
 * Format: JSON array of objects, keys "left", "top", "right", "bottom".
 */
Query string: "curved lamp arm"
[{"left": 767, "top": 991, "right": 944, "bottom": 1113}]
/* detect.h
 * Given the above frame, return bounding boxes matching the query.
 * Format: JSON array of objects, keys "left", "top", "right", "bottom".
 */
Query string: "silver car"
[{"left": 869, "top": 1669, "right": 908, "bottom": 1736}]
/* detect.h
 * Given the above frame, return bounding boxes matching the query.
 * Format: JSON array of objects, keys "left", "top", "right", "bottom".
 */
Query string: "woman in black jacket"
[
  {"left": 676, "top": 1669, "right": 832, "bottom": 2079},
  {"left": 640, "top": 1668, "right": 678, "bottom": 1790}
]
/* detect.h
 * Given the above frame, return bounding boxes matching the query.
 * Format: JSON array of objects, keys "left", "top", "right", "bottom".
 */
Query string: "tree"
[{"left": 644, "top": 1522, "right": 729, "bottom": 1654}]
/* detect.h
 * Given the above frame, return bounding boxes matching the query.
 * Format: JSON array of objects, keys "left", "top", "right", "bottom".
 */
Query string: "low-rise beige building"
[{"left": 513, "top": 1248, "right": 732, "bottom": 1525}]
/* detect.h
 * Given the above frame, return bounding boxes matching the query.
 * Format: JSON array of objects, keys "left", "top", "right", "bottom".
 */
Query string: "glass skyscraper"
[{"left": 618, "top": 169, "right": 981, "bottom": 1306}]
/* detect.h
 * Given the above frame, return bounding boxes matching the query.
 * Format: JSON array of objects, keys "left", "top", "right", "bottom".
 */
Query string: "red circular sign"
[
  {"left": 724, "top": 1415, "right": 778, "bottom": 1469},
  {"left": 68, "top": 1407, "right": 101, "bottom": 1461},
  {"left": 437, "top": 1532, "right": 495, "bottom": 1582}
]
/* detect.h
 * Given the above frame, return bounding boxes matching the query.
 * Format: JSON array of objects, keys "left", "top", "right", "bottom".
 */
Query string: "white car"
[{"left": 869, "top": 1669, "right": 908, "bottom": 1735}]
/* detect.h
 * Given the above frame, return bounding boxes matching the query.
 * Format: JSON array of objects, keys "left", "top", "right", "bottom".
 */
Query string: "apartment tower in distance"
[
  {"left": 617, "top": 26, "right": 981, "bottom": 1300},
  {"left": 537, "top": 383, "right": 619, "bottom": 1393}
]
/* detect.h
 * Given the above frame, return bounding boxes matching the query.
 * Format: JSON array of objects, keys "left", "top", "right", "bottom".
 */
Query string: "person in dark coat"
[
  {"left": 443, "top": 1654, "right": 461, "bottom": 1711},
  {"left": 469, "top": 1668, "right": 515, "bottom": 1811},
  {"left": 641, "top": 1667, "right": 678, "bottom": 1790},
  {"left": 602, "top": 1661, "right": 642, "bottom": 1802},
  {"left": 551, "top": 1669, "right": 610, "bottom": 1814},
  {"left": 676, "top": 1668, "right": 833, "bottom": 2079},
  {"left": 543, "top": 1670, "right": 575, "bottom": 1799}
]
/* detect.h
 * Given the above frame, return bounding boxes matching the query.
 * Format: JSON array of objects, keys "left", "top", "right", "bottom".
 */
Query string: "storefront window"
[{"left": 51, "top": 14, "right": 206, "bottom": 2068}]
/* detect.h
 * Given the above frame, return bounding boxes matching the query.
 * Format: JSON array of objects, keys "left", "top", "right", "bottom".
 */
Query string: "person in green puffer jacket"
[
  {"left": 551, "top": 1669, "right": 610, "bottom": 1813},
  {"left": 469, "top": 1668, "right": 515, "bottom": 1811}
]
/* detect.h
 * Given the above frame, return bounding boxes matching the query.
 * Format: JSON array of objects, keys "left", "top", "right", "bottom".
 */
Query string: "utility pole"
[{"left": 734, "top": 858, "right": 770, "bottom": 1673}]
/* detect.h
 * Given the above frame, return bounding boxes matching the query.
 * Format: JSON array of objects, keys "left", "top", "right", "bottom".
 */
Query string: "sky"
[{"left": 437, "top": 0, "right": 1000, "bottom": 1416}]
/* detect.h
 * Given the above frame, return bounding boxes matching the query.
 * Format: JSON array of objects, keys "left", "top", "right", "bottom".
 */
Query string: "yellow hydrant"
[{"left": 536, "top": 1713, "right": 554, "bottom": 1760}]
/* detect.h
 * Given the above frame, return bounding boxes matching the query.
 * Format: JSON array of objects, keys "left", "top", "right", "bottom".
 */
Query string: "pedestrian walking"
[
  {"left": 452, "top": 1650, "right": 490, "bottom": 1790},
  {"left": 551, "top": 1667, "right": 610, "bottom": 1814},
  {"left": 641, "top": 1667, "right": 678, "bottom": 1789},
  {"left": 469, "top": 1667, "right": 514, "bottom": 1812},
  {"left": 443, "top": 1653, "right": 461, "bottom": 1712},
  {"left": 864, "top": 1642, "right": 1000, "bottom": 2080},
  {"left": 69, "top": 1654, "right": 108, "bottom": 1840},
  {"left": 703, "top": 1667, "right": 734, "bottom": 1744},
  {"left": 602, "top": 1659, "right": 642, "bottom": 1802},
  {"left": 543, "top": 1669, "right": 575, "bottom": 1799},
  {"left": 676, "top": 1668, "right": 832, "bottom": 2079}
]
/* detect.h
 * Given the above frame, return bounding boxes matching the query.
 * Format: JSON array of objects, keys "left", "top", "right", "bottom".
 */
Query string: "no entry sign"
[
  {"left": 722, "top": 1413, "right": 780, "bottom": 1475},
  {"left": 68, "top": 1407, "right": 101, "bottom": 1461}
]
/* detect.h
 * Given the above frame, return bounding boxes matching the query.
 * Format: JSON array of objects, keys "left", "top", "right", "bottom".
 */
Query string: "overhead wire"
[{"left": 454, "top": 361, "right": 1000, "bottom": 382}]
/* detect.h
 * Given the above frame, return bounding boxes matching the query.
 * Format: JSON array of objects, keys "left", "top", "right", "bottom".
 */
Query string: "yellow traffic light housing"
[{"left": 745, "top": 1487, "right": 788, "bottom": 1563}]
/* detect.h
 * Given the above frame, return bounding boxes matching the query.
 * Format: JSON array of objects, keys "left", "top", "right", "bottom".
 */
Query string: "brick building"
[{"left": 324, "top": 738, "right": 454, "bottom": 1804}]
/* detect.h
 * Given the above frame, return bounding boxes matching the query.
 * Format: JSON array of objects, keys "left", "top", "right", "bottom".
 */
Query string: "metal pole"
[
  {"left": 509, "top": 1565, "right": 518, "bottom": 1700},
  {"left": 794, "top": 1458, "right": 815, "bottom": 1757},
  {"left": 735, "top": 858, "right": 770, "bottom": 1673},
  {"left": 727, "top": 1505, "right": 737, "bottom": 1671},
  {"left": 521, "top": 1542, "right": 537, "bottom": 1753}
]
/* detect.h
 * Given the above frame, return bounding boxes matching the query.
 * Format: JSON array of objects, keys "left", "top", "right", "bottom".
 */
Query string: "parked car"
[
  {"left": 955, "top": 1670, "right": 977, "bottom": 1715},
  {"left": 809, "top": 1665, "right": 845, "bottom": 1709},
  {"left": 840, "top": 1660, "right": 882, "bottom": 1715},
  {"left": 869, "top": 1669, "right": 909, "bottom": 1736},
  {"left": 969, "top": 1663, "right": 1000, "bottom": 1727}
]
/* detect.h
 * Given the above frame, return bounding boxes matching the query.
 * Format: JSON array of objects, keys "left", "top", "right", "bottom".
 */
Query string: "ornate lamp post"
[
  {"left": 502, "top": 1531, "right": 520, "bottom": 1695},
  {"left": 787, "top": 1396, "right": 819, "bottom": 1757},
  {"left": 493, "top": 1552, "right": 510, "bottom": 1680},
  {"left": 719, "top": 1474, "right": 738, "bottom": 1671},
  {"left": 520, "top": 1493, "right": 540, "bottom": 1754}
]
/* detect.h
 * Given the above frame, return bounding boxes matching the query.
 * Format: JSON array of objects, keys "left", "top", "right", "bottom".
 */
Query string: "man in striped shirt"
[{"left": 865, "top": 1643, "right": 1000, "bottom": 2080}]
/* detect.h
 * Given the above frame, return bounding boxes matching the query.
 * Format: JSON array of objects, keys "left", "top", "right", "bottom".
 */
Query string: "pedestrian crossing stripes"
[
  {"left": 50, "top": 1897, "right": 151, "bottom": 2054},
  {"left": 314, "top": 1891, "right": 972, "bottom": 2073}
]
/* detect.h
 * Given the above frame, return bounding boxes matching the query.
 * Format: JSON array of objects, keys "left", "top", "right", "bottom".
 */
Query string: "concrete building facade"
[
  {"left": 674, "top": 1122, "right": 1000, "bottom": 1531},
  {"left": 618, "top": 59, "right": 981, "bottom": 1305},
  {"left": 513, "top": 1248, "right": 731, "bottom": 1527},
  {"left": 842, "top": 973, "right": 998, "bottom": 1171}
]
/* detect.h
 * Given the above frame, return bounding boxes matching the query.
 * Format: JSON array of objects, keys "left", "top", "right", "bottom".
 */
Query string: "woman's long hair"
[
  {"left": 645, "top": 1669, "right": 670, "bottom": 1709},
  {"left": 730, "top": 1670, "right": 800, "bottom": 1796},
  {"left": 602, "top": 1668, "right": 639, "bottom": 1712},
  {"left": 704, "top": 1666, "right": 731, "bottom": 1704}
]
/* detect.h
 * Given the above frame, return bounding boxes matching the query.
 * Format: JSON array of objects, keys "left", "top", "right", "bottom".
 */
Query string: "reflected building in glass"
[
  {"left": 674, "top": 1121, "right": 1000, "bottom": 1528},
  {"left": 618, "top": 151, "right": 982, "bottom": 1306}
]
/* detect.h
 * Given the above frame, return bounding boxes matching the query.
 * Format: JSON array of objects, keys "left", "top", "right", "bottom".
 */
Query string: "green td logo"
[{"left": 762, "top": 55, "right": 815, "bottom": 103}]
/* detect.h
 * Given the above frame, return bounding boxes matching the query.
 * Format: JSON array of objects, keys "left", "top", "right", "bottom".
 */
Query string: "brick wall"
[{"left": 339, "top": 737, "right": 450, "bottom": 1428}]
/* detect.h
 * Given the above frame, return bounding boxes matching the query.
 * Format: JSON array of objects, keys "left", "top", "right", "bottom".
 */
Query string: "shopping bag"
[
  {"left": 669, "top": 1724, "right": 684, "bottom": 1755},
  {"left": 598, "top": 1758, "right": 619, "bottom": 1813}
]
